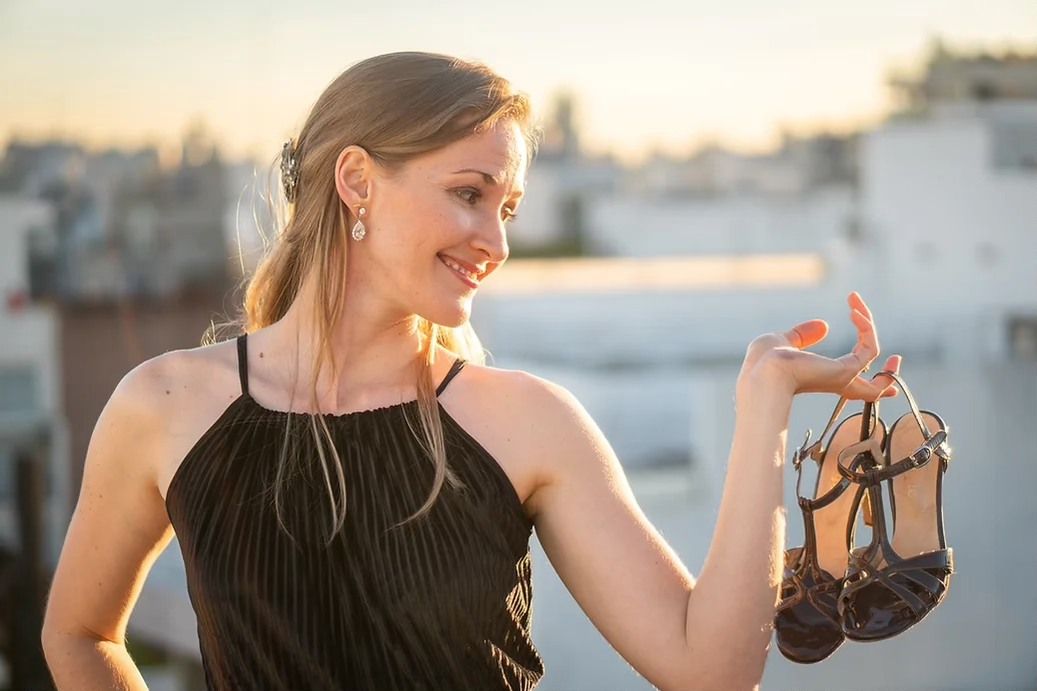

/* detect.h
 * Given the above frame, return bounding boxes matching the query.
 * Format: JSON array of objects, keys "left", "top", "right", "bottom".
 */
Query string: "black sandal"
[
  {"left": 774, "top": 388, "right": 887, "bottom": 664},
  {"left": 836, "top": 369, "right": 954, "bottom": 642}
]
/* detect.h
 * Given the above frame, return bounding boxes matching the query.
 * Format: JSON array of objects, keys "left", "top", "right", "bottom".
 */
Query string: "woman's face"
[{"left": 341, "top": 119, "right": 528, "bottom": 328}]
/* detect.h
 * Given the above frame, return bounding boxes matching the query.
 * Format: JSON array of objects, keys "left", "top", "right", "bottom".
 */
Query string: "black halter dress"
[{"left": 164, "top": 333, "right": 545, "bottom": 689}]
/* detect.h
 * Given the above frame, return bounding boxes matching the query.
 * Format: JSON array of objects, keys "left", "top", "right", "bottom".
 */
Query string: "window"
[{"left": 1007, "top": 315, "right": 1037, "bottom": 361}]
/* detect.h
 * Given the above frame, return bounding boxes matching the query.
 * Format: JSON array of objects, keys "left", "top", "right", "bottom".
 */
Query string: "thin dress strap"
[
  {"left": 236, "top": 333, "right": 250, "bottom": 396},
  {"left": 436, "top": 357, "right": 466, "bottom": 397}
]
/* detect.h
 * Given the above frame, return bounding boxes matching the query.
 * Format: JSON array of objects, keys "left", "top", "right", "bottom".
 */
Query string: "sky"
[{"left": 3, "top": 0, "right": 1036, "bottom": 167}]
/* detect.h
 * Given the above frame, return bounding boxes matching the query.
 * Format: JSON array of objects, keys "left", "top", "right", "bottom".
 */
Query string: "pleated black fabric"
[{"left": 165, "top": 333, "right": 544, "bottom": 690}]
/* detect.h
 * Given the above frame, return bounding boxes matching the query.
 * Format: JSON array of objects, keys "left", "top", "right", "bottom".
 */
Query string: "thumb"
[{"left": 786, "top": 320, "right": 828, "bottom": 349}]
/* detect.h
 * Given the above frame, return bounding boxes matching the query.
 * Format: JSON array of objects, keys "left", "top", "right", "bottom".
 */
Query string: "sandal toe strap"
[
  {"left": 804, "top": 577, "right": 841, "bottom": 617},
  {"left": 779, "top": 547, "right": 842, "bottom": 613},
  {"left": 842, "top": 548, "right": 953, "bottom": 616}
]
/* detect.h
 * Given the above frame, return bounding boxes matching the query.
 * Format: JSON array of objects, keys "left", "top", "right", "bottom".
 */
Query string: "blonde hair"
[{"left": 204, "top": 51, "right": 542, "bottom": 546}]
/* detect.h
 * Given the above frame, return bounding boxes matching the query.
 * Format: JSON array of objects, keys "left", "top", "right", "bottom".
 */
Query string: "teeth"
[{"left": 441, "top": 256, "right": 478, "bottom": 281}]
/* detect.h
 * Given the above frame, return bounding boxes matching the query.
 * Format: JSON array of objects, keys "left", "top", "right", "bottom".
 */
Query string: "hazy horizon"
[{"left": 3, "top": 0, "right": 1036, "bottom": 167}]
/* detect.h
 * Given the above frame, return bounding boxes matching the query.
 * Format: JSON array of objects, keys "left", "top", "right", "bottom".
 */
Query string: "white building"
[{"left": 860, "top": 100, "right": 1037, "bottom": 363}]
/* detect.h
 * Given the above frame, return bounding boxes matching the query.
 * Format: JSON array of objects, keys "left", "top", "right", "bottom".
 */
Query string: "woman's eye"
[
  {"left": 456, "top": 188, "right": 519, "bottom": 223},
  {"left": 457, "top": 188, "right": 481, "bottom": 204}
]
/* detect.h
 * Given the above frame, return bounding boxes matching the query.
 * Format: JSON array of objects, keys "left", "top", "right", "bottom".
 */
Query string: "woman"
[{"left": 40, "top": 51, "right": 900, "bottom": 690}]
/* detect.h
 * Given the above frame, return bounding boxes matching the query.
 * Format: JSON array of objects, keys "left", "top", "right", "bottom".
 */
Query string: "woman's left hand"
[{"left": 737, "top": 291, "right": 901, "bottom": 402}]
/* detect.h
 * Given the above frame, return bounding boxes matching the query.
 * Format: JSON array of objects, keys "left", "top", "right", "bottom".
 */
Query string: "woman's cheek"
[{"left": 439, "top": 204, "right": 478, "bottom": 232}]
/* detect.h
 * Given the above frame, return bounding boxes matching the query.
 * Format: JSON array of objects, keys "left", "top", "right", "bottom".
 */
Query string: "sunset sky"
[{"left": 3, "top": 0, "right": 1035, "bottom": 166}]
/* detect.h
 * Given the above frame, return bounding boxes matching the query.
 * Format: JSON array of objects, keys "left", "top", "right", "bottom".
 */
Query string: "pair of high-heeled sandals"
[{"left": 774, "top": 368, "right": 954, "bottom": 664}]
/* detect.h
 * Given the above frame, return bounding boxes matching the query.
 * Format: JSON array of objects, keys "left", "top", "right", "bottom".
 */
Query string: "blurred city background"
[{"left": 2, "top": 2, "right": 1036, "bottom": 689}]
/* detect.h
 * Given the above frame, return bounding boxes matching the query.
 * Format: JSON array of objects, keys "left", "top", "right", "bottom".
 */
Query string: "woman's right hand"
[{"left": 737, "top": 291, "right": 902, "bottom": 402}]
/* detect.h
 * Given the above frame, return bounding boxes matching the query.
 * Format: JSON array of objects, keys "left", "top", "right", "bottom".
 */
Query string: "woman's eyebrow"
[
  {"left": 451, "top": 168, "right": 526, "bottom": 197},
  {"left": 452, "top": 168, "right": 503, "bottom": 186}
]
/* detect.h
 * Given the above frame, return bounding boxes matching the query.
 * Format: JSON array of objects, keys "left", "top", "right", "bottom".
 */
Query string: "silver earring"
[{"left": 351, "top": 207, "right": 367, "bottom": 241}]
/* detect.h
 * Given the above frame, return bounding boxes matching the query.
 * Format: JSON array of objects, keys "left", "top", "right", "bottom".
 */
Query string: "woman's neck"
[{"left": 258, "top": 274, "right": 433, "bottom": 410}]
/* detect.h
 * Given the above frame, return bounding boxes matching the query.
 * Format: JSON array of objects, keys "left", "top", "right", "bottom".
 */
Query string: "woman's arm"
[
  {"left": 40, "top": 636, "right": 150, "bottom": 691},
  {"left": 526, "top": 292, "right": 899, "bottom": 690},
  {"left": 525, "top": 367, "right": 796, "bottom": 690},
  {"left": 681, "top": 363, "right": 793, "bottom": 689},
  {"left": 41, "top": 356, "right": 176, "bottom": 690}
]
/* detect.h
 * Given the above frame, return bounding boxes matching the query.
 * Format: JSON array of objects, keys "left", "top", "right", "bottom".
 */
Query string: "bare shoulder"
[
  {"left": 147, "top": 338, "right": 244, "bottom": 501},
  {"left": 442, "top": 357, "right": 589, "bottom": 521},
  {"left": 123, "top": 337, "right": 237, "bottom": 419},
  {"left": 108, "top": 342, "right": 221, "bottom": 442},
  {"left": 145, "top": 337, "right": 239, "bottom": 406}
]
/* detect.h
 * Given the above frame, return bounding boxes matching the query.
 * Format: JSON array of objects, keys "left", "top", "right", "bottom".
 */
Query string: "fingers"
[
  {"left": 849, "top": 291, "right": 874, "bottom": 322},
  {"left": 777, "top": 293, "right": 899, "bottom": 401},
  {"left": 843, "top": 375, "right": 892, "bottom": 400},
  {"left": 843, "top": 354, "right": 903, "bottom": 401},
  {"left": 848, "top": 292, "right": 881, "bottom": 373},
  {"left": 836, "top": 331, "right": 877, "bottom": 375},
  {"left": 879, "top": 354, "right": 902, "bottom": 376},
  {"left": 850, "top": 308, "right": 873, "bottom": 333},
  {"left": 875, "top": 354, "right": 902, "bottom": 393}
]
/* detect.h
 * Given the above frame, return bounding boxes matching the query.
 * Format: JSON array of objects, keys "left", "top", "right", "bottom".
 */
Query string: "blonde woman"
[{"left": 40, "top": 51, "right": 901, "bottom": 690}]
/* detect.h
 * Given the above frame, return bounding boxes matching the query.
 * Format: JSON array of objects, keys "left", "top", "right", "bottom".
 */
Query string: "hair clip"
[{"left": 280, "top": 139, "right": 300, "bottom": 203}]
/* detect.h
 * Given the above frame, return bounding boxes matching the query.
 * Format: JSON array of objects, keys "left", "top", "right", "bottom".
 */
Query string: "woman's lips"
[{"left": 439, "top": 255, "right": 479, "bottom": 288}]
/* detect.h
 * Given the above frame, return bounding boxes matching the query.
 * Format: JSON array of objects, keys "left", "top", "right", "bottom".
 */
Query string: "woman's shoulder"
[
  {"left": 129, "top": 338, "right": 246, "bottom": 501},
  {"left": 451, "top": 352, "right": 561, "bottom": 396},
  {"left": 119, "top": 337, "right": 239, "bottom": 417},
  {"left": 445, "top": 358, "right": 602, "bottom": 518},
  {"left": 110, "top": 341, "right": 242, "bottom": 489},
  {"left": 443, "top": 356, "right": 589, "bottom": 452}
]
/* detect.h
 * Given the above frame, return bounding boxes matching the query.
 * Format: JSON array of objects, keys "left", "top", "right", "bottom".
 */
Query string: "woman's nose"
[{"left": 472, "top": 222, "right": 509, "bottom": 264}]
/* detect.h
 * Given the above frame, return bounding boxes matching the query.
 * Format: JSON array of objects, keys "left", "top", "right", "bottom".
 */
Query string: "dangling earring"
[{"left": 351, "top": 207, "right": 367, "bottom": 241}]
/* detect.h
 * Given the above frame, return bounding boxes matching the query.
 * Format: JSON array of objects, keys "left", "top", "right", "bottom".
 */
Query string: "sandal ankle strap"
[{"left": 839, "top": 428, "right": 951, "bottom": 485}]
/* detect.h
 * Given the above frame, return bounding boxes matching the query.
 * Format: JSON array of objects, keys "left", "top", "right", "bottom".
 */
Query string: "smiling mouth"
[{"left": 438, "top": 255, "right": 480, "bottom": 285}]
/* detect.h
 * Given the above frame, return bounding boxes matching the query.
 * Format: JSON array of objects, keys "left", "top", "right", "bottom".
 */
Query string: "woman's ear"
[{"left": 334, "top": 144, "right": 374, "bottom": 210}]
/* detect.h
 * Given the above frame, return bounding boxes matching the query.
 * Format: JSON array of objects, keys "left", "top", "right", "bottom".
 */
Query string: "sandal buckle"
[
  {"left": 912, "top": 445, "right": 933, "bottom": 466},
  {"left": 907, "top": 430, "right": 951, "bottom": 470},
  {"left": 792, "top": 429, "right": 813, "bottom": 470}
]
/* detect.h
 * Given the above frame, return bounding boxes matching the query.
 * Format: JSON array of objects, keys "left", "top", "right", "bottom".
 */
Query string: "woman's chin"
[{"left": 421, "top": 298, "right": 471, "bottom": 329}]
